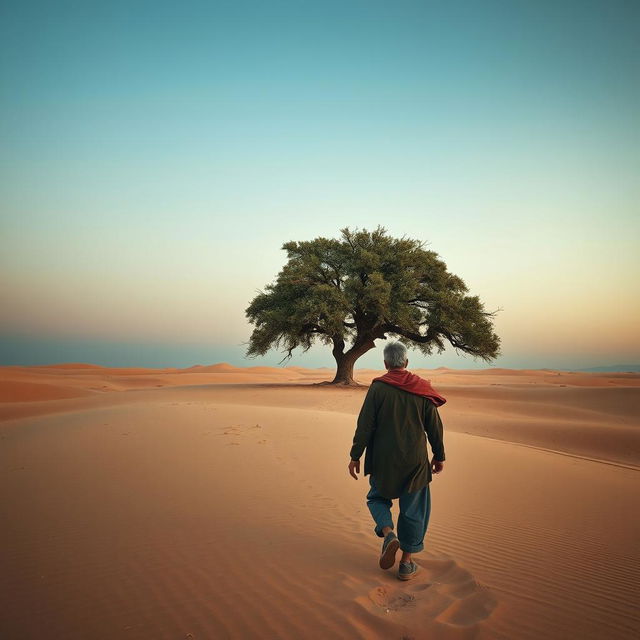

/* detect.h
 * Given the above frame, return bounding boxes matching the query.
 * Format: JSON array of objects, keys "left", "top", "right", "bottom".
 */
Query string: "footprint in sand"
[
  {"left": 368, "top": 586, "right": 417, "bottom": 611},
  {"left": 221, "top": 424, "right": 262, "bottom": 438},
  {"left": 354, "top": 553, "right": 496, "bottom": 633}
]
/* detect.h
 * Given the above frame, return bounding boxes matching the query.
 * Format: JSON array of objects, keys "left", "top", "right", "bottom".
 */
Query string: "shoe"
[
  {"left": 379, "top": 532, "right": 400, "bottom": 570},
  {"left": 398, "top": 560, "right": 420, "bottom": 581}
]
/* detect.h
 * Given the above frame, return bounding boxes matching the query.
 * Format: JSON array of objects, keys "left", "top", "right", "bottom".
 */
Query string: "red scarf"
[{"left": 373, "top": 368, "right": 447, "bottom": 406}]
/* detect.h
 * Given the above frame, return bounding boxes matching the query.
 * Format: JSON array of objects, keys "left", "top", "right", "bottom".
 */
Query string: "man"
[{"left": 348, "top": 341, "right": 446, "bottom": 581}]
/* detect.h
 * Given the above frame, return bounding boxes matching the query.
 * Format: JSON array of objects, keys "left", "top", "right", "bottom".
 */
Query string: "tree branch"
[
  {"left": 332, "top": 334, "right": 345, "bottom": 359},
  {"left": 300, "top": 323, "right": 329, "bottom": 336},
  {"left": 381, "top": 323, "right": 436, "bottom": 344}
]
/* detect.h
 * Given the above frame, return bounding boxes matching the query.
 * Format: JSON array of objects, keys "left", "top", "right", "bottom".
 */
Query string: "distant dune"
[
  {"left": 1, "top": 362, "right": 638, "bottom": 639},
  {"left": 30, "top": 362, "right": 108, "bottom": 370}
]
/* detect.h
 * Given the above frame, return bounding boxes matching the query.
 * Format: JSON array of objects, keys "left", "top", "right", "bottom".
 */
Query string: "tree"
[{"left": 245, "top": 226, "right": 501, "bottom": 385}]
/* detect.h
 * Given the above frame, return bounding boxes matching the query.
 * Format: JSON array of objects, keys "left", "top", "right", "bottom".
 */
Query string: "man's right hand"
[
  {"left": 348, "top": 459, "right": 360, "bottom": 480},
  {"left": 431, "top": 457, "right": 444, "bottom": 474}
]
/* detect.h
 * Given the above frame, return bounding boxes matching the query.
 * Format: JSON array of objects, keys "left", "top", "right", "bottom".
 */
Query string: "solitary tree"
[{"left": 245, "top": 226, "right": 501, "bottom": 385}]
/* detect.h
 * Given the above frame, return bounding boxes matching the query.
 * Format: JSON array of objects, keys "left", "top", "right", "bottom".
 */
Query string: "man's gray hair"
[{"left": 383, "top": 341, "right": 408, "bottom": 368}]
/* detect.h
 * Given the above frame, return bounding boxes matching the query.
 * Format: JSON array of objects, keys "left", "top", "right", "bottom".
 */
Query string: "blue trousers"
[{"left": 366, "top": 475, "right": 431, "bottom": 553}]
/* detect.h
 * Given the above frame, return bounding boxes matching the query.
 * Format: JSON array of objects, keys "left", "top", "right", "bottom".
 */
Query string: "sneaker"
[
  {"left": 398, "top": 560, "right": 420, "bottom": 581},
  {"left": 379, "top": 532, "right": 400, "bottom": 570}
]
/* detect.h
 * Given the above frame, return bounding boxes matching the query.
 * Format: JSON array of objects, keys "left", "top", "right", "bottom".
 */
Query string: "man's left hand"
[{"left": 348, "top": 459, "right": 360, "bottom": 480}]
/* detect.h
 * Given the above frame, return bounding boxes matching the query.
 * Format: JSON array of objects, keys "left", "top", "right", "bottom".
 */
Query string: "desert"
[
  {"left": 1, "top": 363, "right": 638, "bottom": 639},
  {"left": 4, "top": 0, "right": 639, "bottom": 637}
]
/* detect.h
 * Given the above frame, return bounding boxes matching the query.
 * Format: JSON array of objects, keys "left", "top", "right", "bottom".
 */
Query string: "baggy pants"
[{"left": 366, "top": 474, "right": 431, "bottom": 553}]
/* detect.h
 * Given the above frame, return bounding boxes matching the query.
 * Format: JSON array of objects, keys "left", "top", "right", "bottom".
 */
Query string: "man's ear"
[{"left": 404, "top": 359, "right": 409, "bottom": 368}]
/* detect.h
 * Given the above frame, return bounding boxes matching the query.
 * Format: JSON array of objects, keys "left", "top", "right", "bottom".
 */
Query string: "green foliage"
[{"left": 245, "top": 226, "right": 501, "bottom": 364}]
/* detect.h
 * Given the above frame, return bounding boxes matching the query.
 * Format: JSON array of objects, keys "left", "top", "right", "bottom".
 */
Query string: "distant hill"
[{"left": 575, "top": 364, "right": 640, "bottom": 373}]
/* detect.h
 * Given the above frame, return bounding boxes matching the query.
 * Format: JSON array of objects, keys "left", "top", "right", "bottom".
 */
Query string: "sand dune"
[
  {"left": 1, "top": 364, "right": 638, "bottom": 639},
  {"left": 2, "top": 364, "right": 637, "bottom": 467},
  {"left": 0, "top": 379, "right": 97, "bottom": 403},
  {"left": 31, "top": 362, "right": 108, "bottom": 369}
]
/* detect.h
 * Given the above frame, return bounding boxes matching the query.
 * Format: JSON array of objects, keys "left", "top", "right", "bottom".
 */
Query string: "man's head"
[{"left": 383, "top": 341, "right": 408, "bottom": 370}]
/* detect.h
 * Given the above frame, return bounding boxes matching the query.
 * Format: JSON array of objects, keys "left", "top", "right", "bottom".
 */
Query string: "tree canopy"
[{"left": 246, "top": 226, "right": 501, "bottom": 384}]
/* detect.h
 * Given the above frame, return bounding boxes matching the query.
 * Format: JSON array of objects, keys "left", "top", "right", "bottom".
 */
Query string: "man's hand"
[
  {"left": 348, "top": 459, "right": 360, "bottom": 480},
  {"left": 431, "top": 457, "right": 444, "bottom": 474}
]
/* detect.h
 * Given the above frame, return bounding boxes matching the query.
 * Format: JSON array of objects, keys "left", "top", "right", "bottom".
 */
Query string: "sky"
[{"left": 1, "top": 0, "right": 639, "bottom": 370}]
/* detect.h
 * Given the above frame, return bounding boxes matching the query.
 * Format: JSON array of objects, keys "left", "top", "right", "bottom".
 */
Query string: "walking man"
[{"left": 348, "top": 342, "right": 446, "bottom": 580}]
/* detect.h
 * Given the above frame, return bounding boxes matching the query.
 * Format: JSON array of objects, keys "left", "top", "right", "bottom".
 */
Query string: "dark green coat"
[{"left": 349, "top": 380, "right": 446, "bottom": 499}]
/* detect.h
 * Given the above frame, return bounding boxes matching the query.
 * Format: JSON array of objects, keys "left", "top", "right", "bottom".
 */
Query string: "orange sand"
[{"left": 1, "top": 363, "right": 638, "bottom": 639}]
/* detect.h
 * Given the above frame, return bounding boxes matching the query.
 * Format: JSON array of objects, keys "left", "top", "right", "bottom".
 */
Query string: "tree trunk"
[
  {"left": 330, "top": 337, "right": 376, "bottom": 385},
  {"left": 331, "top": 351, "right": 359, "bottom": 385}
]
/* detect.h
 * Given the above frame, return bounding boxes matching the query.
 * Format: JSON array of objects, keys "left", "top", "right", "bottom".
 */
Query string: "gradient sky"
[{"left": 1, "top": 0, "right": 639, "bottom": 369}]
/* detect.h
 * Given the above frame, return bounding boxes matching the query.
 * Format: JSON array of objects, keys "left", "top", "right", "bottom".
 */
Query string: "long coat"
[{"left": 349, "top": 380, "right": 446, "bottom": 499}]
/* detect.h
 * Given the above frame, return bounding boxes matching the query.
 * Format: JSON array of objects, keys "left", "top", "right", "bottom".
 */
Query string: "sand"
[{"left": 1, "top": 363, "right": 639, "bottom": 639}]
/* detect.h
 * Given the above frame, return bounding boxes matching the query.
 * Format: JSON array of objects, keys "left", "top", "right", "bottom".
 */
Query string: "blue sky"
[{"left": 1, "top": 0, "right": 639, "bottom": 369}]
